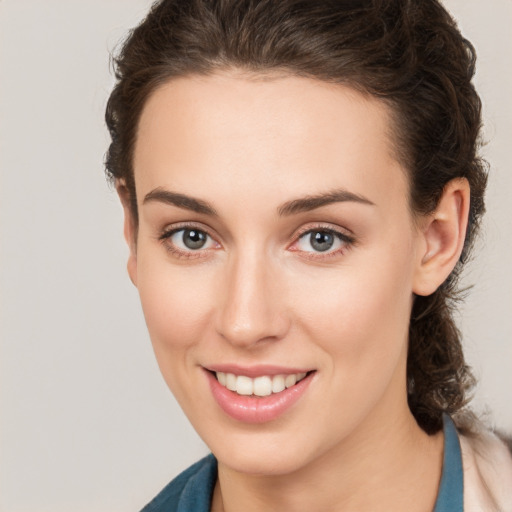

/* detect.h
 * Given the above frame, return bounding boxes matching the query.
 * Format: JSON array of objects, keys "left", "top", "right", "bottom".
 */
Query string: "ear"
[
  {"left": 413, "top": 178, "right": 470, "bottom": 296},
  {"left": 116, "top": 180, "right": 138, "bottom": 287}
]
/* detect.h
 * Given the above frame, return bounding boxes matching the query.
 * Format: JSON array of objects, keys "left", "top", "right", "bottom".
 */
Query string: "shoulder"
[
  {"left": 459, "top": 426, "right": 512, "bottom": 512},
  {"left": 140, "top": 454, "right": 217, "bottom": 512}
]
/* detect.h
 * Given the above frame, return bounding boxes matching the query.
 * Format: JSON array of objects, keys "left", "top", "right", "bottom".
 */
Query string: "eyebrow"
[
  {"left": 143, "top": 187, "right": 374, "bottom": 217},
  {"left": 277, "top": 189, "right": 375, "bottom": 216},
  {"left": 143, "top": 188, "right": 218, "bottom": 216}
]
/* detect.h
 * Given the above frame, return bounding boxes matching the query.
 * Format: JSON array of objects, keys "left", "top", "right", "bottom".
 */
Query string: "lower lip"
[{"left": 206, "top": 371, "right": 314, "bottom": 424}]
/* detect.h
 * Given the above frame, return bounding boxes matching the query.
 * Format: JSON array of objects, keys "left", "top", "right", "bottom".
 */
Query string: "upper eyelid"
[
  {"left": 160, "top": 222, "right": 216, "bottom": 239},
  {"left": 298, "top": 226, "right": 345, "bottom": 236},
  {"left": 292, "top": 223, "right": 355, "bottom": 241}
]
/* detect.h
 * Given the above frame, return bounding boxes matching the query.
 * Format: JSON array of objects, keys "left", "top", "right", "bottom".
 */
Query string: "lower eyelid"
[{"left": 164, "top": 245, "right": 209, "bottom": 260}]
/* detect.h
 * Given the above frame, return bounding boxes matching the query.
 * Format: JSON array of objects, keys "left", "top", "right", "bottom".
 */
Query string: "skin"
[{"left": 120, "top": 71, "right": 470, "bottom": 511}]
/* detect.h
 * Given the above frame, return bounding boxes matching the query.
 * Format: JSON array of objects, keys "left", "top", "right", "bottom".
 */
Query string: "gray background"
[{"left": 0, "top": 1, "right": 510, "bottom": 510}]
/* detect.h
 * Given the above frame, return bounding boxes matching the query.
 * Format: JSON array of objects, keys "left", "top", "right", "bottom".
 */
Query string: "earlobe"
[
  {"left": 116, "top": 180, "right": 138, "bottom": 287},
  {"left": 127, "top": 253, "right": 138, "bottom": 287},
  {"left": 413, "top": 178, "right": 470, "bottom": 296}
]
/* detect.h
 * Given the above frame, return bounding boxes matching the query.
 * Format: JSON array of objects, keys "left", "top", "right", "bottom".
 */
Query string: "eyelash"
[{"left": 158, "top": 223, "right": 355, "bottom": 260}]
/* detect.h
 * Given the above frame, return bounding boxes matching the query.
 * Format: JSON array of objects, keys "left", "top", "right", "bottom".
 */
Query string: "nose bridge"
[{"left": 216, "top": 245, "right": 288, "bottom": 347}]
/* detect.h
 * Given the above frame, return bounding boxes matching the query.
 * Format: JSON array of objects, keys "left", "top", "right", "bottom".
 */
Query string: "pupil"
[
  {"left": 183, "top": 229, "right": 207, "bottom": 249},
  {"left": 311, "top": 231, "right": 334, "bottom": 252}
]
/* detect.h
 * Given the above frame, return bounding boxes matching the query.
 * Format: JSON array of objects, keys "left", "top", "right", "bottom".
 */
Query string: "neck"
[{"left": 212, "top": 401, "right": 443, "bottom": 512}]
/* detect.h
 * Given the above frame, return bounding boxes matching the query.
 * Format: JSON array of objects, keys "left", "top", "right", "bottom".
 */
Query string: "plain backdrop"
[{"left": 0, "top": 1, "right": 510, "bottom": 511}]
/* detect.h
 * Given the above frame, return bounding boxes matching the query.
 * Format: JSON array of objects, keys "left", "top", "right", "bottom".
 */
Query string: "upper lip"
[{"left": 204, "top": 364, "right": 314, "bottom": 378}]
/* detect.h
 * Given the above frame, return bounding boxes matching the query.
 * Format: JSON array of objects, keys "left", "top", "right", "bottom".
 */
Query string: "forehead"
[{"left": 133, "top": 71, "right": 408, "bottom": 212}]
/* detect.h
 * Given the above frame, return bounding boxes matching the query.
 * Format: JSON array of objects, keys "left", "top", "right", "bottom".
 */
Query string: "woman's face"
[{"left": 128, "top": 72, "right": 427, "bottom": 475}]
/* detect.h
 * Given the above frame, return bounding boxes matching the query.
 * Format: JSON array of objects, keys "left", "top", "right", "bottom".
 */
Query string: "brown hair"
[{"left": 105, "top": 0, "right": 487, "bottom": 434}]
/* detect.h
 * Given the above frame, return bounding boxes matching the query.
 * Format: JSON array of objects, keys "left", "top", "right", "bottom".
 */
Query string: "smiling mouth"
[{"left": 213, "top": 371, "right": 312, "bottom": 397}]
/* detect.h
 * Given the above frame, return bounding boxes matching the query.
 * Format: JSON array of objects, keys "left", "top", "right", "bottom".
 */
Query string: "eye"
[
  {"left": 163, "top": 227, "right": 217, "bottom": 252},
  {"left": 294, "top": 228, "right": 353, "bottom": 254}
]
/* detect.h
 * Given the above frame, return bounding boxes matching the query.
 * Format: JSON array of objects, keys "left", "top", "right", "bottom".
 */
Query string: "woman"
[{"left": 105, "top": 0, "right": 512, "bottom": 510}]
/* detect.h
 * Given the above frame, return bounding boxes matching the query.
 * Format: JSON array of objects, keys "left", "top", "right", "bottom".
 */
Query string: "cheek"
[
  {"left": 136, "top": 255, "right": 216, "bottom": 352},
  {"left": 292, "top": 246, "right": 415, "bottom": 368},
  {"left": 135, "top": 255, "right": 220, "bottom": 408},
  {"left": 288, "top": 253, "right": 415, "bottom": 430}
]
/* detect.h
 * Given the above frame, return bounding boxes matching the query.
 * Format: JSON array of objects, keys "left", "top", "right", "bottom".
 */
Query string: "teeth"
[
  {"left": 285, "top": 374, "right": 297, "bottom": 388},
  {"left": 226, "top": 373, "right": 237, "bottom": 391},
  {"left": 217, "top": 372, "right": 227, "bottom": 386},
  {"left": 236, "top": 375, "right": 253, "bottom": 395},
  {"left": 215, "top": 371, "right": 309, "bottom": 397},
  {"left": 253, "top": 376, "right": 272, "bottom": 396},
  {"left": 271, "top": 375, "right": 285, "bottom": 393}
]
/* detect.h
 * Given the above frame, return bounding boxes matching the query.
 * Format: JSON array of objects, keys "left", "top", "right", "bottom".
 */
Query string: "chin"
[
  {"left": 209, "top": 430, "right": 320, "bottom": 476},
  {"left": 220, "top": 450, "right": 308, "bottom": 476}
]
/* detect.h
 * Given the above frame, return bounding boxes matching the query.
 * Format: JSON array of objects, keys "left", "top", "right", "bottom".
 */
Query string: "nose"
[{"left": 215, "top": 249, "right": 290, "bottom": 348}]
